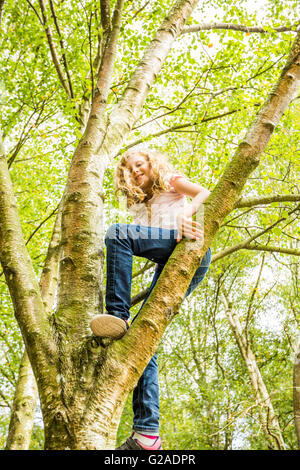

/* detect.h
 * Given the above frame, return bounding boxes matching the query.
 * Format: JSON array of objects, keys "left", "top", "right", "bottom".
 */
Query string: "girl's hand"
[{"left": 176, "top": 211, "right": 203, "bottom": 242}]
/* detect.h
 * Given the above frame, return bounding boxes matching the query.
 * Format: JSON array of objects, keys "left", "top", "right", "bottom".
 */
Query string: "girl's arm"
[{"left": 171, "top": 177, "right": 211, "bottom": 241}]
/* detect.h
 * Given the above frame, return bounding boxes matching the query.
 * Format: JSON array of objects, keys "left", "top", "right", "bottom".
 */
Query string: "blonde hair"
[{"left": 115, "top": 148, "right": 180, "bottom": 208}]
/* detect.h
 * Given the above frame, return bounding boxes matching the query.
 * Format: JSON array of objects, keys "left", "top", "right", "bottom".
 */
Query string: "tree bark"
[{"left": 294, "top": 337, "right": 300, "bottom": 448}]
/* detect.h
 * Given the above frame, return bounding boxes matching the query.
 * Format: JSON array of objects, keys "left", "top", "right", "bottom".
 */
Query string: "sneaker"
[
  {"left": 90, "top": 314, "right": 129, "bottom": 339},
  {"left": 116, "top": 434, "right": 162, "bottom": 450}
]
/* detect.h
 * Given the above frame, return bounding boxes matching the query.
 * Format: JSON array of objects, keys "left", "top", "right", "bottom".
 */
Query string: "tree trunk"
[
  {"left": 222, "top": 292, "right": 286, "bottom": 449},
  {"left": 293, "top": 337, "right": 300, "bottom": 448},
  {"left": 4, "top": 350, "right": 38, "bottom": 450}
]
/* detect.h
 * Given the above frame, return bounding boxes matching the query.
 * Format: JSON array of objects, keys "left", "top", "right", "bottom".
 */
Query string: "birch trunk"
[
  {"left": 0, "top": 6, "right": 299, "bottom": 450},
  {"left": 222, "top": 293, "right": 286, "bottom": 449},
  {"left": 293, "top": 338, "right": 300, "bottom": 448},
  {"left": 4, "top": 350, "right": 38, "bottom": 450}
]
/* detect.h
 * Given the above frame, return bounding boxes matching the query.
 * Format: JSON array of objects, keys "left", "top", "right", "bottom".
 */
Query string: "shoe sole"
[
  {"left": 116, "top": 438, "right": 163, "bottom": 450},
  {"left": 90, "top": 314, "right": 127, "bottom": 339}
]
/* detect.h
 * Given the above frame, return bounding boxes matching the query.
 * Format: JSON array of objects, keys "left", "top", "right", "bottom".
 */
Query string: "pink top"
[{"left": 129, "top": 174, "right": 187, "bottom": 230}]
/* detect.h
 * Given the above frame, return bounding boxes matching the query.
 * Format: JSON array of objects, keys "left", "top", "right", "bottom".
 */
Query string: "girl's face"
[{"left": 126, "top": 154, "right": 152, "bottom": 191}]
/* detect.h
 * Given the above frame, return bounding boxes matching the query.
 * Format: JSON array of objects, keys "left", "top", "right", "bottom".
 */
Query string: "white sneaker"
[{"left": 90, "top": 314, "right": 128, "bottom": 339}]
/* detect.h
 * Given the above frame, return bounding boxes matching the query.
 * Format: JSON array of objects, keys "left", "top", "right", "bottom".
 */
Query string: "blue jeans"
[{"left": 104, "top": 223, "right": 211, "bottom": 434}]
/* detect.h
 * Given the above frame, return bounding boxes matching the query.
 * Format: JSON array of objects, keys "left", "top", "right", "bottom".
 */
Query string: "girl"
[{"left": 90, "top": 148, "right": 211, "bottom": 450}]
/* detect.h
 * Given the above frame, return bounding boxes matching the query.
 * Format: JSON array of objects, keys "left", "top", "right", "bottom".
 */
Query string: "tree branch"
[
  {"left": 54, "top": 1, "right": 126, "bottom": 342},
  {"left": 0, "top": 0, "right": 5, "bottom": 25},
  {"left": 131, "top": 1, "right": 151, "bottom": 21},
  {"left": 25, "top": 205, "right": 58, "bottom": 246},
  {"left": 245, "top": 254, "right": 265, "bottom": 348},
  {"left": 221, "top": 290, "right": 286, "bottom": 449},
  {"left": 108, "top": 0, "right": 201, "bottom": 140},
  {"left": 5, "top": 200, "right": 63, "bottom": 450},
  {"left": 240, "top": 244, "right": 300, "bottom": 257},
  {"left": 235, "top": 194, "right": 300, "bottom": 208}
]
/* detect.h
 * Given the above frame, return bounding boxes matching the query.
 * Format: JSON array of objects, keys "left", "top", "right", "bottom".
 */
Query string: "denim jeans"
[{"left": 104, "top": 223, "right": 211, "bottom": 434}]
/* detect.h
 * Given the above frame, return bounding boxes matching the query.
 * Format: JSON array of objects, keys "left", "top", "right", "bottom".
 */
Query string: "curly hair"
[{"left": 115, "top": 147, "right": 181, "bottom": 208}]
